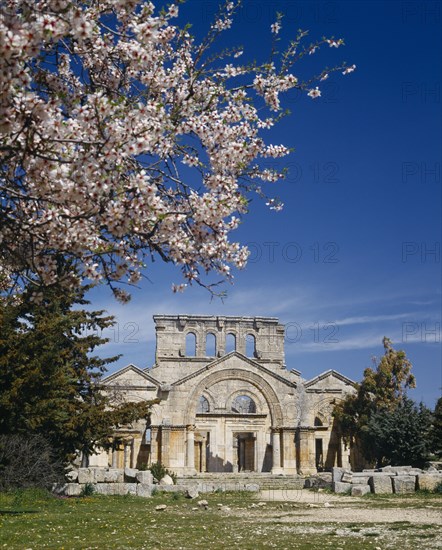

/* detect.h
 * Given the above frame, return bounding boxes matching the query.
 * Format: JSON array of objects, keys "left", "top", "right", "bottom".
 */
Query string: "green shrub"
[
  {"left": 434, "top": 481, "right": 442, "bottom": 494},
  {"left": 80, "top": 483, "right": 95, "bottom": 497},
  {"left": 148, "top": 462, "right": 177, "bottom": 484}
]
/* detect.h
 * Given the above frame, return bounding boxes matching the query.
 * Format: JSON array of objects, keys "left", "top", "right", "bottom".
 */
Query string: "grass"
[{"left": 0, "top": 489, "right": 441, "bottom": 549}]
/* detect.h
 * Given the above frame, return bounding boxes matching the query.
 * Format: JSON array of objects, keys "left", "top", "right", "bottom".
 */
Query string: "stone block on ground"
[
  {"left": 370, "top": 475, "right": 393, "bottom": 494},
  {"left": 351, "top": 476, "right": 370, "bottom": 485},
  {"left": 112, "top": 483, "right": 137, "bottom": 495},
  {"left": 65, "top": 470, "right": 78, "bottom": 482},
  {"left": 104, "top": 469, "right": 124, "bottom": 483},
  {"left": 94, "top": 483, "right": 112, "bottom": 495},
  {"left": 93, "top": 468, "right": 106, "bottom": 483},
  {"left": 244, "top": 483, "right": 260, "bottom": 492},
  {"left": 332, "top": 481, "right": 352, "bottom": 494},
  {"left": 393, "top": 475, "right": 416, "bottom": 494},
  {"left": 78, "top": 468, "right": 95, "bottom": 484},
  {"left": 186, "top": 486, "right": 199, "bottom": 499},
  {"left": 380, "top": 466, "right": 412, "bottom": 474},
  {"left": 54, "top": 483, "right": 83, "bottom": 496},
  {"left": 351, "top": 485, "right": 371, "bottom": 497},
  {"left": 136, "top": 471, "right": 153, "bottom": 485},
  {"left": 341, "top": 473, "right": 353, "bottom": 483},
  {"left": 331, "top": 467, "right": 345, "bottom": 483},
  {"left": 159, "top": 474, "right": 174, "bottom": 486},
  {"left": 417, "top": 474, "right": 442, "bottom": 491},
  {"left": 137, "top": 483, "right": 152, "bottom": 498},
  {"left": 124, "top": 468, "right": 139, "bottom": 481}
]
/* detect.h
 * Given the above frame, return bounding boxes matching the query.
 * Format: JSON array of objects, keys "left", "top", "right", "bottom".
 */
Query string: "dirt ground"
[{"left": 257, "top": 489, "right": 442, "bottom": 524}]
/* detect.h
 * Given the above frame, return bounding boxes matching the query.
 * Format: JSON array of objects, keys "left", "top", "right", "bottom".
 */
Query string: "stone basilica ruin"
[{"left": 91, "top": 315, "right": 357, "bottom": 476}]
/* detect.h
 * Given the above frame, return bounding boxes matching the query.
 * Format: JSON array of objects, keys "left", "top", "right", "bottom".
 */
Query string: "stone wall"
[
  {"left": 331, "top": 466, "right": 442, "bottom": 496},
  {"left": 54, "top": 467, "right": 157, "bottom": 498}
]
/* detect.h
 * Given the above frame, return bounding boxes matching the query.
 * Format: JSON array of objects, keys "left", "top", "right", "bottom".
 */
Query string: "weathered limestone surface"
[
  {"left": 136, "top": 471, "right": 153, "bottom": 485},
  {"left": 331, "top": 467, "right": 345, "bottom": 483},
  {"left": 186, "top": 486, "right": 199, "bottom": 499},
  {"left": 96, "top": 315, "right": 356, "bottom": 476},
  {"left": 65, "top": 470, "right": 78, "bottom": 482},
  {"left": 54, "top": 483, "right": 83, "bottom": 496},
  {"left": 351, "top": 485, "right": 371, "bottom": 497},
  {"left": 93, "top": 468, "right": 105, "bottom": 483},
  {"left": 332, "top": 467, "right": 440, "bottom": 496},
  {"left": 351, "top": 475, "right": 370, "bottom": 485},
  {"left": 124, "top": 468, "right": 138, "bottom": 481},
  {"left": 392, "top": 476, "right": 416, "bottom": 494},
  {"left": 369, "top": 475, "right": 393, "bottom": 494},
  {"left": 78, "top": 468, "right": 95, "bottom": 484},
  {"left": 160, "top": 474, "right": 174, "bottom": 486},
  {"left": 104, "top": 469, "right": 124, "bottom": 483},
  {"left": 137, "top": 484, "right": 152, "bottom": 497},
  {"left": 417, "top": 474, "right": 442, "bottom": 491},
  {"left": 333, "top": 481, "right": 352, "bottom": 493}
]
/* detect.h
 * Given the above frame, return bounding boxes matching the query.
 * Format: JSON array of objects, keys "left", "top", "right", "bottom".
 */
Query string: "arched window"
[
  {"left": 186, "top": 332, "right": 196, "bottom": 356},
  {"left": 231, "top": 395, "right": 256, "bottom": 414},
  {"left": 226, "top": 333, "right": 236, "bottom": 353},
  {"left": 314, "top": 416, "right": 323, "bottom": 427},
  {"left": 196, "top": 396, "right": 210, "bottom": 413},
  {"left": 245, "top": 333, "right": 256, "bottom": 358},
  {"left": 206, "top": 333, "right": 216, "bottom": 357}
]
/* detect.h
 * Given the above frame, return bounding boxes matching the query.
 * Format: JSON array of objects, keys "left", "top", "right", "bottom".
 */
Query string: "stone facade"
[{"left": 91, "top": 315, "right": 356, "bottom": 476}]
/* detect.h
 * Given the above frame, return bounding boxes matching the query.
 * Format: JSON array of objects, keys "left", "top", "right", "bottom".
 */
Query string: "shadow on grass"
[{"left": 0, "top": 509, "right": 39, "bottom": 515}]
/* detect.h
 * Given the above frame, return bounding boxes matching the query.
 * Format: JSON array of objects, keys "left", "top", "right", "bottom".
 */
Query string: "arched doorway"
[{"left": 185, "top": 369, "right": 284, "bottom": 473}]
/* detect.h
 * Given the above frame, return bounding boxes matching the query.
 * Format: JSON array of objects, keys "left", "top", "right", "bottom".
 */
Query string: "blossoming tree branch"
[{"left": 0, "top": 0, "right": 355, "bottom": 301}]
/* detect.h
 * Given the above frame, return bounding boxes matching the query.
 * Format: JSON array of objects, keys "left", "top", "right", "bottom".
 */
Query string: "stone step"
[{"left": 177, "top": 474, "right": 306, "bottom": 490}]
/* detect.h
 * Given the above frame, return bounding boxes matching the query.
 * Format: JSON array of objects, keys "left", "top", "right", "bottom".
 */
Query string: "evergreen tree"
[
  {"left": 0, "top": 286, "right": 153, "bottom": 463},
  {"left": 430, "top": 397, "right": 442, "bottom": 457},
  {"left": 364, "top": 398, "right": 433, "bottom": 467},
  {"left": 333, "top": 337, "right": 416, "bottom": 464}
]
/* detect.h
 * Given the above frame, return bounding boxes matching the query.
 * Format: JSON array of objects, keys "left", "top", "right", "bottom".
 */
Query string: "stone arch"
[
  {"left": 312, "top": 396, "right": 343, "bottom": 426},
  {"left": 196, "top": 395, "right": 210, "bottom": 413},
  {"left": 184, "top": 368, "right": 284, "bottom": 426},
  {"left": 314, "top": 414, "right": 325, "bottom": 427},
  {"left": 231, "top": 394, "right": 257, "bottom": 414},
  {"left": 205, "top": 332, "right": 217, "bottom": 357},
  {"left": 149, "top": 403, "right": 162, "bottom": 424},
  {"left": 245, "top": 333, "right": 257, "bottom": 358},
  {"left": 200, "top": 388, "right": 216, "bottom": 412},
  {"left": 185, "top": 331, "right": 197, "bottom": 356},
  {"left": 225, "top": 332, "right": 237, "bottom": 353},
  {"left": 226, "top": 388, "right": 265, "bottom": 414}
]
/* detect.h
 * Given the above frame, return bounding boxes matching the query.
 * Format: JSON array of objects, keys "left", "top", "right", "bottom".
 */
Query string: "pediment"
[
  {"left": 171, "top": 351, "right": 296, "bottom": 388},
  {"left": 103, "top": 364, "right": 160, "bottom": 389},
  {"left": 304, "top": 369, "right": 356, "bottom": 392}
]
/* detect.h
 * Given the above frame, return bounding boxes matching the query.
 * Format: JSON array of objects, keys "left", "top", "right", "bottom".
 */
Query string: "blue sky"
[{"left": 89, "top": 0, "right": 441, "bottom": 407}]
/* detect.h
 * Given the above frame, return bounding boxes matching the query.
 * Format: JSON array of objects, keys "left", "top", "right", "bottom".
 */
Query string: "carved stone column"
[
  {"left": 150, "top": 427, "right": 158, "bottom": 465},
  {"left": 271, "top": 428, "right": 283, "bottom": 474},
  {"left": 201, "top": 435, "right": 207, "bottom": 473},
  {"left": 297, "top": 427, "right": 316, "bottom": 475},
  {"left": 186, "top": 424, "right": 196, "bottom": 474},
  {"left": 282, "top": 428, "right": 297, "bottom": 474},
  {"left": 161, "top": 426, "right": 171, "bottom": 467},
  {"left": 111, "top": 443, "right": 118, "bottom": 468}
]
